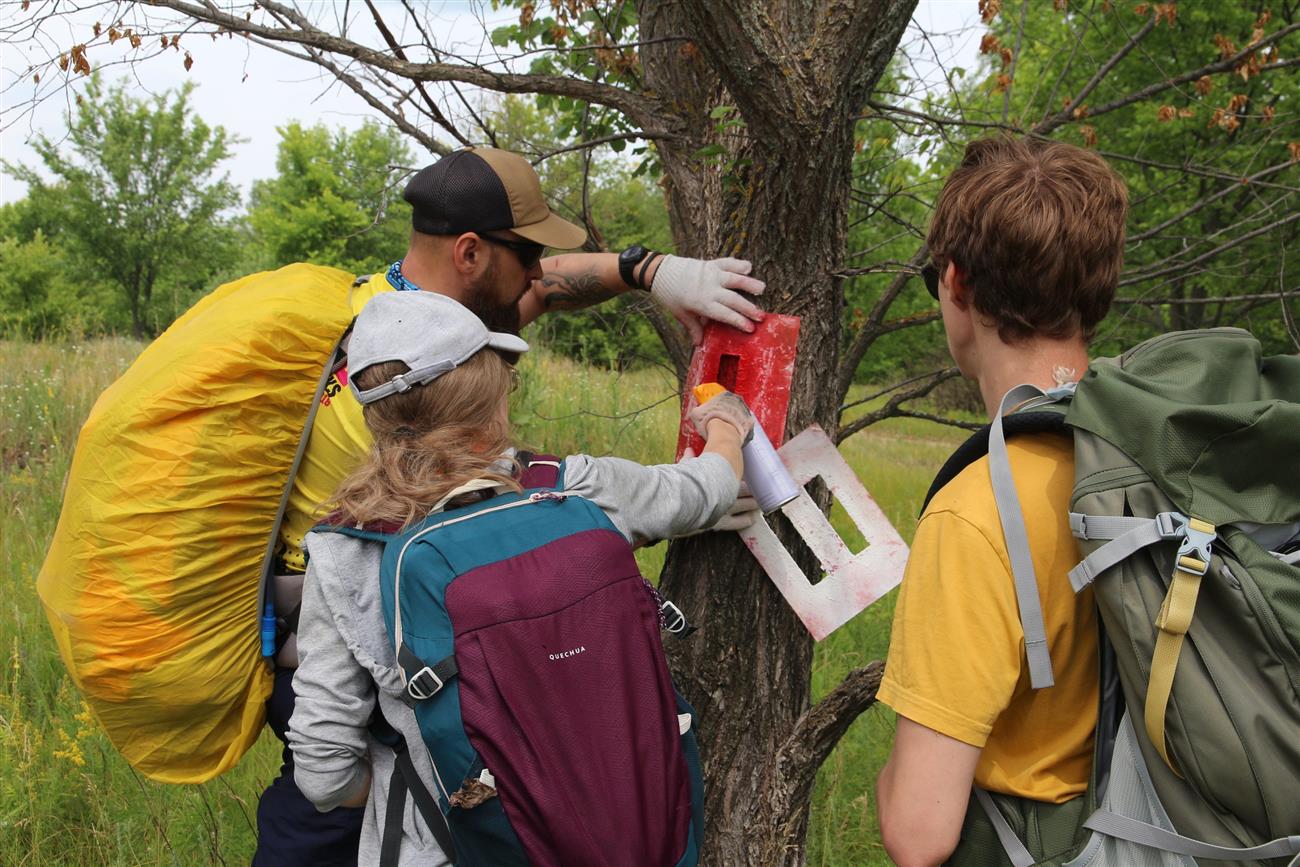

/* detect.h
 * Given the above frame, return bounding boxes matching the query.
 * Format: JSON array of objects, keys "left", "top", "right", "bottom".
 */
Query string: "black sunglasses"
[
  {"left": 920, "top": 262, "right": 940, "bottom": 301},
  {"left": 480, "top": 233, "right": 546, "bottom": 270}
]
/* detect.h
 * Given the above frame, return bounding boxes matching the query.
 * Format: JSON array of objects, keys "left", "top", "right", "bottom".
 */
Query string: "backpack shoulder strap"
[
  {"left": 921, "top": 386, "right": 1074, "bottom": 690},
  {"left": 988, "top": 385, "right": 1075, "bottom": 690},
  {"left": 257, "top": 335, "right": 347, "bottom": 632},
  {"left": 921, "top": 411, "right": 1067, "bottom": 514},
  {"left": 518, "top": 452, "right": 563, "bottom": 490}
]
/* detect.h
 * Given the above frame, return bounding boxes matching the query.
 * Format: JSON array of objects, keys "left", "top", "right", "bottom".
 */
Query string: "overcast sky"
[{"left": 0, "top": 1, "right": 981, "bottom": 206}]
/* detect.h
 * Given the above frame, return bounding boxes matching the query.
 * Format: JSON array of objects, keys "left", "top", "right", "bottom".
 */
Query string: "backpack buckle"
[
  {"left": 406, "top": 666, "right": 444, "bottom": 701},
  {"left": 1158, "top": 512, "right": 1215, "bottom": 575},
  {"left": 660, "top": 600, "right": 688, "bottom": 635},
  {"left": 1177, "top": 519, "right": 1216, "bottom": 576}
]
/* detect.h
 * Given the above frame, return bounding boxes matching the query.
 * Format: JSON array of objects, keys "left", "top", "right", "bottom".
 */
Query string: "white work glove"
[
  {"left": 688, "top": 390, "right": 755, "bottom": 443},
  {"left": 676, "top": 449, "right": 761, "bottom": 534},
  {"left": 649, "top": 255, "right": 766, "bottom": 345}
]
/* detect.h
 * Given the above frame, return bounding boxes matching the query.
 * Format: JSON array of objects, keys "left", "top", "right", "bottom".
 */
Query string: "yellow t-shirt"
[
  {"left": 278, "top": 276, "right": 390, "bottom": 571},
  {"left": 877, "top": 432, "right": 1097, "bottom": 804}
]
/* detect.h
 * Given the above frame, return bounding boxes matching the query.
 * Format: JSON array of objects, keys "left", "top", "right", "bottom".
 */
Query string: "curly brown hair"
[
  {"left": 927, "top": 136, "right": 1128, "bottom": 342},
  {"left": 327, "top": 349, "right": 520, "bottom": 528}
]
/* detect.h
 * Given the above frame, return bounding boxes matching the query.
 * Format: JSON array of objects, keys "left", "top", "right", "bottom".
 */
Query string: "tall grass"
[{"left": 1, "top": 339, "right": 966, "bottom": 865}]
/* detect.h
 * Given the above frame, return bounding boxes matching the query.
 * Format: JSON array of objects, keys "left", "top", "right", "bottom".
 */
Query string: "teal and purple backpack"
[{"left": 319, "top": 454, "right": 704, "bottom": 867}]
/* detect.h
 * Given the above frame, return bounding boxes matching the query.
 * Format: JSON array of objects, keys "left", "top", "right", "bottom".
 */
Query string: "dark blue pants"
[{"left": 252, "top": 666, "right": 364, "bottom": 866}]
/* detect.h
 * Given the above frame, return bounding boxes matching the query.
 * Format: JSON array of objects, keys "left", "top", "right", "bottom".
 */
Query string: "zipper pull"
[{"left": 528, "top": 491, "right": 567, "bottom": 503}]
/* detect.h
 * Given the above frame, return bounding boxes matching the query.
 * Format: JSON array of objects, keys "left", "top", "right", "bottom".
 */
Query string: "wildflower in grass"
[
  {"left": 74, "top": 700, "right": 96, "bottom": 739},
  {"left": 54, "top": 727, "right": 86, "bottom": 766}
]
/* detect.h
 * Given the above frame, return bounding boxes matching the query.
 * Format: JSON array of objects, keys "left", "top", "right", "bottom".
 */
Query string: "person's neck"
[
  {"left": 400, "top": 252, "right": 467, "bottom": 304},
  {"left": 974, "top": 332, "right": 1090, "bottom": 419}
]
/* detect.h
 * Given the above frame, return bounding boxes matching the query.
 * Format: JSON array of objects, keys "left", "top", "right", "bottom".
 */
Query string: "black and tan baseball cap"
[{"left": 403, "top": 147, "right": 587, "bottom": 249}]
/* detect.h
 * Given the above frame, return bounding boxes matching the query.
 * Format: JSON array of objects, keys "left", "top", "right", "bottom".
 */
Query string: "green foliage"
[
  {"left": 3, "top": 75, "right": 242, "bottom": 338},
  {"left": 842, "top": 62, "right": 947, "bottom": 384},
  {"left": 247, "top": 122, "right": 414, "bottom": 275},
  {"left": 0, "top": 232, "right": 126, "bottom": 339},
  {"left": 491, "top": 1, "right": 642, "bottom": 154}
]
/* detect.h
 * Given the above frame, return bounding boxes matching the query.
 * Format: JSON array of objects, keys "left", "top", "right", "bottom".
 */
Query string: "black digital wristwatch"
[{"left": 618, "top": 245, "right": 652, "bottom": 290}]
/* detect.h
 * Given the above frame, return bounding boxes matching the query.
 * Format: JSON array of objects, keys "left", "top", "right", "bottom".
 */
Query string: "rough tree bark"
[{"left": 640, "top": 2, "right": 916, "bottom": 863}]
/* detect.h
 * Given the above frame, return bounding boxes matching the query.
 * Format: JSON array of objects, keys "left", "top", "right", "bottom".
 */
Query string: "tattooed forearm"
[{"left": 539, "top": 268, "right": 620, "bottom": 311}]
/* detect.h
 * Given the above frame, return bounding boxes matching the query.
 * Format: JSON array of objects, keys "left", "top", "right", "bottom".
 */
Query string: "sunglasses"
[
  {"left": 480, "top": 233, "right": 546, "bottom": 270},
  {"left": 921, "top": 262, "right": 940, "bottom": 301}
]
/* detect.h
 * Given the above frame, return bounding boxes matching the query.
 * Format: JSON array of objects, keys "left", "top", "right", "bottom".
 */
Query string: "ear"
[
  {"left": 943, "top": 261, "right": 972, "bottom": 310},
  {"left": 451, "top": 232, "right": 487, "bottom": 276}
]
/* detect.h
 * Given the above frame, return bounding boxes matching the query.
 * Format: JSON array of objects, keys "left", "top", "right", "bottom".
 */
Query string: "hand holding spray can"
[{"left": 692, "top": 382, "right": 801, "bottom": 514}]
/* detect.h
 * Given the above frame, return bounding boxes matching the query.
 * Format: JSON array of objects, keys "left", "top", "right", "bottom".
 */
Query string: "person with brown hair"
[
  {"left": 287, "top": 289, "right": 752, "bottom": 864},
  {"left": 874, "top": 136, "right": 1129, "bottom": 866}
]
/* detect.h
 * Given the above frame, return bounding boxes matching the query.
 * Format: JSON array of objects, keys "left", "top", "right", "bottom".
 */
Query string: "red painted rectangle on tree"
[{"left": 676, "top": 315, "right": 801, "bottom": 460}]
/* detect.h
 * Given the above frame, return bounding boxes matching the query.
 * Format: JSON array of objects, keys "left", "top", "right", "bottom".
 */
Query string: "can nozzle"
[{"left": 693, "top": 382, "right": 727, "bottom": 404}]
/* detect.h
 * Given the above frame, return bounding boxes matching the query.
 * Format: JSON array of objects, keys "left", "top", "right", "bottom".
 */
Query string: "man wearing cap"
[{"left": 253, "top": 146, "right": 766, "bottom": 866}]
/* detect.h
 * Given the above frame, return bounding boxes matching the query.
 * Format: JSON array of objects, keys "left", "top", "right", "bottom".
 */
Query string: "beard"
[
  {"left": 464, "top": 252, "right": 522, "bottom": 335},
  {"left": 464, "top": 252, "right": 525, "bottom": 365}
]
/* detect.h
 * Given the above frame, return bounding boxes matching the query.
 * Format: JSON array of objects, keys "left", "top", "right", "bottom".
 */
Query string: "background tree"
[
  {"left": 5, "top": 2, "right": 1297, "bottom": 863},
  {"left": 248, "top": 120, "right": 413, "bottom": 274},
  {"left": 4, "top": 75, "right": 240, "bottom": 338}
]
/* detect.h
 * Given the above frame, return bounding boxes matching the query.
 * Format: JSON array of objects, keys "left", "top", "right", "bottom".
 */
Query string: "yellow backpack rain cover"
[{"left": 38, "top": 263, "right": 359, "bottom": 783}]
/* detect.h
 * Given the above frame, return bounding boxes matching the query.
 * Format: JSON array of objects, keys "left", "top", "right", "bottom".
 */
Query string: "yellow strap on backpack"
[{"left": 1144, "top": 517, "right": 1215, "bottom": 777}]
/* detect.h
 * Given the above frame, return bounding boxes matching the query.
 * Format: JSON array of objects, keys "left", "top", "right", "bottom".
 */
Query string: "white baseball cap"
[{"left": 347, "top": 291, "right": 529, "bottom": 406}]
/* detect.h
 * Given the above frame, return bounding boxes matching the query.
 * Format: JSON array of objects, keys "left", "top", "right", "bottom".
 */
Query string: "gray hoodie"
[{"left": 289, "top": 452, "right": 738, "bottom": 865}]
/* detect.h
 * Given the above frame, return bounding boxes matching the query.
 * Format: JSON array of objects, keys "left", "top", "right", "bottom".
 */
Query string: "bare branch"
[
  {"left": 1048, "top": 20, "right": 1300, "bottom": 132},
  {"left": 837, "top": 367, "right": 963, "bottom": 444},
  {"left": 838, "top": 247, "right": 929, "bottom": 402},
  {"left": 891, "top": 409, "right": 982, "bottom": 431},
  {"left": 1119, "top": 209, "right": 1300, "bottom": 287},
  {"left": 622, "top": 293, "right": 692, "bottom": 380},
  {"left": 1002, "top": 0, "right": 1031, "bottom": 124},
  {"left": 362, "top": 0, "right": 471, "bottom": 147},
  {"left": 1113, "top": 288, "right": 1299, "bottom": 306},
  {"left": 840, "top": 367, "right": 953, "bottom": 413},
  {"left": 250, "top": 36, "right": 450, "bottom": 157},
  {"left": 1033, "top": 14, "right": 1158, "bottom": 136},
  {"left": 1128, "top": 160, "right": 1299, "bottom": 244},
  {"left": 139, "top": 0, "right": 664, "bottom": 128},
  {"left": 529, "top": 130, "right": 681, "bottom": 164},
  {"left": 863, "top": 100, "right": 1020, "bottom": 134},
  {"left": 1097, "top": 149, "right": 1300, "bottom": 194}
]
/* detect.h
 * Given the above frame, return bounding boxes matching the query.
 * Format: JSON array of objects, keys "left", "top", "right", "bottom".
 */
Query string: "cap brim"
[
  {"left": 487, "top": 332, "right": 530, "bottom": 355},
  {"left": 511, "top": 212, "right": 587, "bottom": 249}
]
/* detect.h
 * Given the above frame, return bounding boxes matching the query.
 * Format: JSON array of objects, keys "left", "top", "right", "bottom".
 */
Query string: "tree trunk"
[{"left": 640, "top": 2, "right": 917, "bottom": 863}]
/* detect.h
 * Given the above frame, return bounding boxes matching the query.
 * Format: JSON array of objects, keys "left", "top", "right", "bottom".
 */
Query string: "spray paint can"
[{"left": 694, "top": 383, "right": 801, "bottom": 514}]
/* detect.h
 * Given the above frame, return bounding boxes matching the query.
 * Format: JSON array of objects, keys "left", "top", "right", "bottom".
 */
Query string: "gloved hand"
[
  {"left": 688, "top": 390, "right": 755, "bottom": 443},
  {"left": 649, "top": 256, "right": 766, "bottom": 345},
  {"left": 676, "top": 451, "right": 761, "bottom": 534}
]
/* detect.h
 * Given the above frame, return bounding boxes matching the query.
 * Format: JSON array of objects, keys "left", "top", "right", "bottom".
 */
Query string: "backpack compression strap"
[
  {"left": 370, "top": 707, "right": 457, "bottom": 866},
  {"left": 1067, "top": 509, "right": 1218, "bottom": 775}
]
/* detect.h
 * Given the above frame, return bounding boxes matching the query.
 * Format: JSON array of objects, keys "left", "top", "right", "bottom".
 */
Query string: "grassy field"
[{"left": 0, "top": 338, "right": 966, "bottom": 866}]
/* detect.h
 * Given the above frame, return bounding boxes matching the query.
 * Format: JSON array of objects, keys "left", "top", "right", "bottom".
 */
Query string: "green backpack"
[{"left": 925, "top": 329, "right": 1300, "bottom": 867}]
